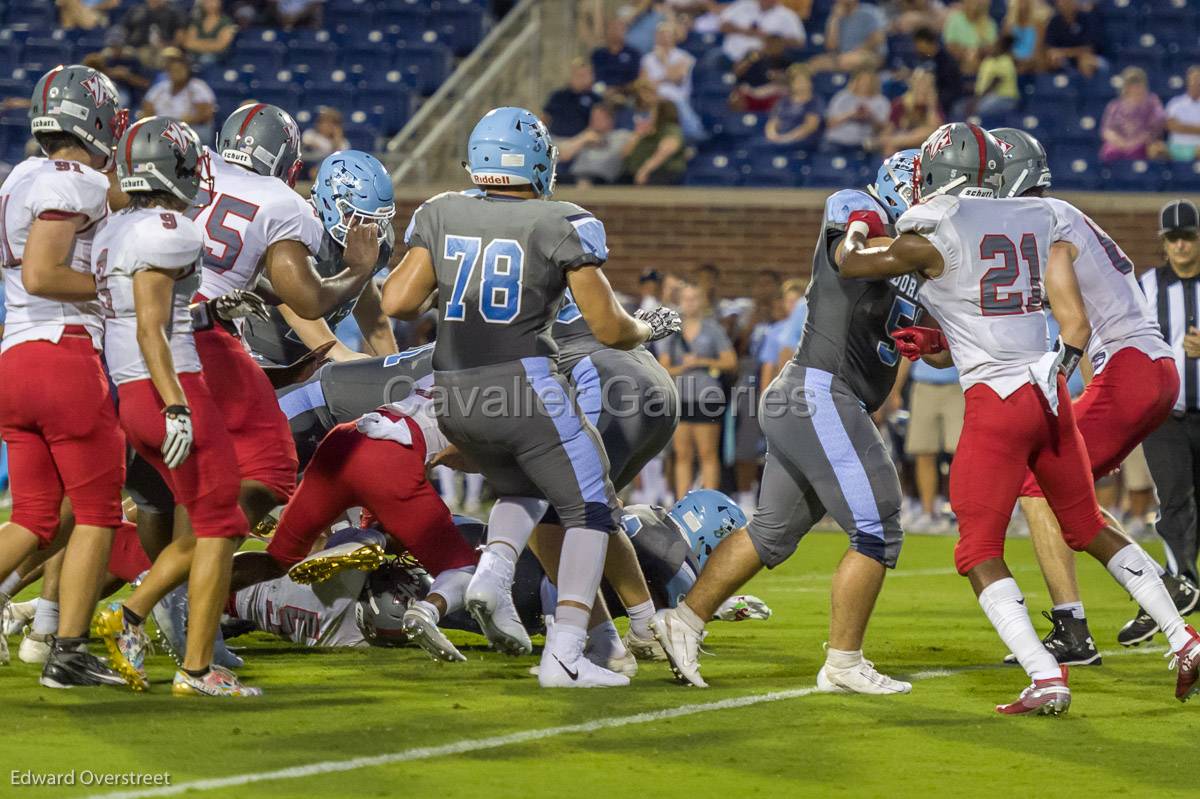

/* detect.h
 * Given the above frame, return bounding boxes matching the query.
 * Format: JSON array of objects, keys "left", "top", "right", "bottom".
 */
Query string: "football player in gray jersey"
[
  {"left": 242, "top": 150, "right": 399, "bottom": 366},
  {"left": 382, "top": 107, "right": 679, "bottom": 688},
  {"left": 655, "top": 153, "right": 922, "bottom": 694}
]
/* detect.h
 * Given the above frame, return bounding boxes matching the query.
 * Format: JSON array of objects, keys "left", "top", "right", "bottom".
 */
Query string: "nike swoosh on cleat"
[{"left": 554, "top": 655, "right": 579, "bottom": 681}]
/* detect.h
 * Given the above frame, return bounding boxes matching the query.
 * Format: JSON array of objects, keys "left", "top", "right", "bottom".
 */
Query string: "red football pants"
[
  {"left": 107, "top": 520, "right": 153, "bottom": 585},
  {"left": 952, "top": 377, "right": 1105, "bottom": 575},
  {"left": 267, "top": 415, "right": 477, "bottom": 574},
  {"left": 1020, "top": 349, "right": 1179, "bottom": 497},
  {"left": 194, "top": 323, "right": 298, "bottom": 501},
  {"left": 117, "top": 373, "right": 247, "bottom": 539},
  {"left": 0, "top": 330, "right": 124, "bottom": 543}
]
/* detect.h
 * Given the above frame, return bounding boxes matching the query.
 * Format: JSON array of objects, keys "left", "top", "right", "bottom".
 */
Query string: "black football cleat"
[
  {"left": 1117, "top": 608, "right": 1159, "bottom": 647},
  {"left": 1005, "top": 610, "right": 1101, "bottom": 666},
  {"left": 39, "top": 645, "right": 128, "bottom": 689},
  {"left": 1117, "top": 574, "right": 1200, "bottom": 648}
]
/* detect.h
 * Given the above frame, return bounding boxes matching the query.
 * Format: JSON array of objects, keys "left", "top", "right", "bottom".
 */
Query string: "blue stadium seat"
[
  {"left": 247, "top": 80, "right": 302, "bottom": 111},
  {"left": 804, "top": 153, "right": 867, "bottom": 187},
  {"left": 681, "top": 31, "right": 722, "bottom": 58},
  {"left": 303, "top": 78, "right": 360, "bottom": 110},
  {"left": 357, "top": 79, "right": 415, "bottom": 133},
  {"left": 4, "top": 4, "right": 54, "bottom": 27},
  {"left": 377, "top": 5, "right": 428, "bottom": 31},
  {"left": 290, "top": 43, "right": 339, "bottom": 75},
  {"left": 286, "top": 29, "right": 335, "bottom": 47},
  {"left": 745, "top": 151, "right": 803, "bottom": 188},
  {"left": 684, "top": 154, "right": 742, "bottom": 187},
  {"left": 211, "top": 82, "right": 250, "bottom": 115},
  {"left": 812, "top": 72, "right": 849, "bottom": 99},
  {"left": 1166, "top": 161, "right": 1200, "bottom": 192},
  {"left": 343, "top": 122, "right": 380, "bottom": 152},
  {"left": 73, "top": 30, "right": 108, "bottom": 55},
  {"left": 345, "top": 47, "right": 394, "bottom": 76},
  {"left": 0, "top": 116, "right": 30, "bottom": 158},
  {"left": 329, "top": 4, "right": 377, "bottom": 35},
  {"left": 1116, "top": 45, "right": 1166, "bottom": 76},
  {"left": 429, "top": 3, "right": 488, "bottom": 57},
  {"left": 393, "top": 43, "right": 452, "bottom": 94},
  {"left": 1030, "top": 72, "right": 1080, "bottom": 105},
  {"left": 329, "top": 0, "right": 374, "bottom": 12},
  {"left": 0, "top": 49, "right": 20, "bottom": 78},
  {"left": 1055, "top": 112, "right": 1101, "bottom": 145},
  {"left": 231, "top": 42, "right": 286, "bottom": 73},
  {"left": 715, "top": 112, "right": 766, "bottom": 141},
  {"left": 1103, "top": 159, "right": 1159, "bottom": 191},
  {"left": 21, "top": 38, "right": 70, "bottom": 74}
]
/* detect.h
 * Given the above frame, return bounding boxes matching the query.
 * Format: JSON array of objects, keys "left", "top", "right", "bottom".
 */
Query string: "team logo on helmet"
[
  {"left": 330, "top": 165, "right": 361, "bottom": 190},
  {"left": 80, "top": 73, "right": 116, "bottom": 108},
  {"left": 159, "top": 120, "right": 192, "bottom": 154},
  {"left": 925, "top": 126, "right": 954, "bottom": 159},
  {"left": 996, "top": 137, "right": 1015, "bottom": 157}
]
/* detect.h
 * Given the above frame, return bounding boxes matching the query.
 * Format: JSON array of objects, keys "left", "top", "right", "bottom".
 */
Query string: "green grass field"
[{"left": 2, "top": 530, "right": 1193, "bottom": 799}]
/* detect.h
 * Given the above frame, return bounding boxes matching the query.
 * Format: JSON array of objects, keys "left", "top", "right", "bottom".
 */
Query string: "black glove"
[{"left": 634, "top": 306, "right": 682, "bottom": 342}]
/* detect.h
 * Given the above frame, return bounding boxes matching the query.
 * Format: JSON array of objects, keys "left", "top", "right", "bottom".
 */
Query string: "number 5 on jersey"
[{"left": 443, "top": 234, "right": 525, "bottom": 324}]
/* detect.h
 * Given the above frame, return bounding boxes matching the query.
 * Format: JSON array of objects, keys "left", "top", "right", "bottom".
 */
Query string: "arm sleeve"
[
  {"left": 129, "top": 215, "right": 205, "bottom": 272},
  {"left": 26, "top": 169, "right": 109, "bottom": 224},
  {"left": 262, "top": 192, "right": 325, "bottom": 255},
  {"left": 548, "top": 210, "right": 609, "bottom": 269}
]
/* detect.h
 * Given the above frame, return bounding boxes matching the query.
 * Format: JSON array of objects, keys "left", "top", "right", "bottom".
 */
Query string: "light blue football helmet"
[
  {"left": 311, "top": 149, "right": 395, "bottom": 246},
  {"left": 870, "top": 148, "right": 919, "bottom": 222},
  {"left": 464, "top": 107, "right": 557, "bottom": 198},
  {"left": 667, "top": 490, "right": 748, "bottom": 568}
]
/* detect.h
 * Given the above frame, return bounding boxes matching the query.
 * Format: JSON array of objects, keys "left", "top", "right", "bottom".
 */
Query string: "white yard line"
[{"left": 83, "top": 645, "right": 1164, "bottom": 799}]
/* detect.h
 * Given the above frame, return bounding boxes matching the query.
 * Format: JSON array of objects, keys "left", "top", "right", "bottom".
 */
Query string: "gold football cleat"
[{"left": 287, "top": 542, "right": 387, "bottom": 585}]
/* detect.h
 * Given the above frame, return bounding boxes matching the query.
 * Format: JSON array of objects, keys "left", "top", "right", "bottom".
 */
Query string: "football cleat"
[
  {"left": 19, "top": 631, "right": 52, "bottom": 664},
  {"left": 714, "top": 594, "right": 772, "bottom": 622},
  {"left": 995, "top": 666, "right": 1071, "bottom": 715},
  {"left": 93, "top": 604, "right": 149, "bottom": 692},
  {"left": 464, "top": 558, "right": 532, "bottom": 656},
  {"left": 816, "top": 658, "right": 912, "bottom": 695},
  {"left": 623, "top": 628, "right": 667, "bottom": 661},
  {"left": 538, "top": 647, "right": 630, "bottom": 688},
  {"left": 652, "top": 608, "right": 708, "bottom": 688},
  {"left": 1118, "top": 575, "right": 1200, "bottom": 647},
  {"left": 1168, "top": 625, "right": 1200, "bottom": 702},
  {"left": 1118, "top": 607, "right": 1159, "bottom": 647},
  {"left": 151, "top": 584, "right": 245, "bottom": 670},
  {"left": 1004, "top": 610, "right": 1101, "bottom": 666},
  {"left": 401, "top": 603, "right": 466, "bottom": 663},
  {"left": 39, "top": 645, "right": 127, "bottom": 689},
  {"left": 583, "top": 634, "right": 638, "bottom": 677},
  {"left": 288, "top": 541, "right": 386, "bottom": 585},
  {"left": 172, "top": 665, "right": 262, "bottom": 698},
  {"left": 3, "top": 598, "right": 36, "bottom": 636}
]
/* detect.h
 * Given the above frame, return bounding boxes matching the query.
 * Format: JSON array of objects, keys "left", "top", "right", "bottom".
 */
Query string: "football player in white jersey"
[
  {"left": 840, "top": 122, "right": 1200, "bottom": 713},
  {"left": 0, "top": 65, "right": 129, "bottom": 688},
  {"left": 184, "top": 103, "right": 381, "bottom": 527},
  {"left": 989, "top": 128, "right": 1191, "bottom": 664},
  {"left": 89, "top": 117, "right": 258, "bottom": 697}
]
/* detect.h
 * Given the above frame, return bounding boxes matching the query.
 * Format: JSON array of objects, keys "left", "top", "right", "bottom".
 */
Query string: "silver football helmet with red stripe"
[
  {"left": 217, "top": 102, "right": 303, "bottom": 186},
  {"left": 912, "top": 122, "right": 1004, "bottom": 203},
  {"left": 116, "top": 116, "right": 211, "bottom": 203},
  {"left": 29, "top": 64, "right": 127, "bottom": 168}
]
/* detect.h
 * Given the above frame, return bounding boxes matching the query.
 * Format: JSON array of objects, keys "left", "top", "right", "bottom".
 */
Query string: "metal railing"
[{"left": 385, "top": 0, "right": 576, "bottom": 188}]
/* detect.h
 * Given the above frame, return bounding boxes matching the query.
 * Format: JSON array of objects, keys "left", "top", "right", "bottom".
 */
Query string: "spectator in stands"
[
  {"left": 874, "top": 68, "right": 942, "bottom": 153},
  {"left": 121, "top": 0, "right": 187, "bottom": 65},
  {"left": 1002, "top": 0, "right": 1051, "bottom": 72},
  {"left": 83, "top": 40, "right": 153, "bottom": 108},
  {"left": 301, "top": 107, "right": 350, "bottom": 168},
  {"left": 621, "top": 99, "right": 689, "bottom": 184},
  {"left": 1044, "top": 0, "right": 1104, "bottom": 78},
  {"left": 887, "top": 0, "right": 946, "bottom": 36},
  {"left": 1099, "top": 66, "right": 1166, "bottom": 163},
  {"left": 557, "top": 103, "right": 633, "bottom": 186},
  {"left": 270, "top": 0, "right": 323, "bottom": 30},
  {"left": 972, "top": 33, "right": 1020, "bottom": 116},
  {"left": 659, "top": 283, "right": 737, "bottom": 499},
  {"left": 822, "top": 67, "right": 890, "bottom": 153},
  {"left": 57, "top": 0, "right": 119, "bottom": 30},
  {"left": 807, "top": 0, "right": 888, "bottom": 75},
  {"left": 544, "top": 59, "right": 602, "bottom": 138},
  {"left": 911, "top": 26, "right": 965, "bottom": 114},
  {"left": 641, "top": 20, "right": 705, "bottom": 139},
  {"left": 182, "top": 0, "right": 237, "bottom": 69},
  {"left": 765, "top": 66, "right": 823, "bottom": 147},
  {"left": 942, "top": 0, "right": 998, "bottom": 75},
  {"left": 140, "top": 49, "right": 216, "bottom": 143},
  {"left": 730, "top": 34, "right": 791, "bottom": 112},
  {"left": 638, "top": 269, "right": 664, "bottom": 313},
  {"left": 1166, "top": 66, "right": 1200, "bottom": 163},
  {"left": 718, "top": 0, "right": 806, "bottom": 67},
  {"left": 903, "top": 359, "right": 964, "bottom": 533},
  {"left": 758, "top": 276, "right": 808, "bottom": 384},
  {"left": 592, "top": 16, "right": 643, "bottom": 91},
  {"left": 693, "top": 263, "right": 721, "bottom": 310}
]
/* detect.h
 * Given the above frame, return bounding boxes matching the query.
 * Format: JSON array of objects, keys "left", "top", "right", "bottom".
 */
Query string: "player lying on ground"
[
  {"left": 839, "top": 121, "right": 1200, "bottom": 713},
  {"left": 654, "top": 150, "right": 921, "bottom": 695}
]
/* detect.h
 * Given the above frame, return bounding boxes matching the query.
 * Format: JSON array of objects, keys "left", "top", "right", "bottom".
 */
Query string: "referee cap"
[{"left": 1159, "top": 199, "right": 1199, "bottom": 236}]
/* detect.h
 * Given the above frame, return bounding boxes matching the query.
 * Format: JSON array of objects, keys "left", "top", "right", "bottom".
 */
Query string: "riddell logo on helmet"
[{"left": 475, "top": 174, "right": 511, "bottom": 185}]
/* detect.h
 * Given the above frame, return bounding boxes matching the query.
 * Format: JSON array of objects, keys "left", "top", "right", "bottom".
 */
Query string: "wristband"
[
  {"left": 163, "top": 405, "right": 191, "bottom": 417},
  {"left": 1060, "top": 344, "right": 1084, "bottom": 379},
  {"left": 189, "top": 301, "right": 214, "bottom": 331}
]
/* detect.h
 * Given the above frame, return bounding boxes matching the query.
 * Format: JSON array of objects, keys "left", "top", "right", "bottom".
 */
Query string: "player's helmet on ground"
[
  {"left": 357, "top": 555, "right": 433, "bottom": 646},
  {"left": 116, "top": 116, "right": 211, "bottom": 203},
  {"left": 29, "top": 64, "right": 127, "bottom": 169},
  {"left": 912, "top": 122, "right": 1004, "bottom": 203},
  {"left": 989, "top": 127, "right": 1052, "bottom": 198},
  {"left": 464, "top": 107, "right": 558, "bottom": 198},
  {"left": 667, "top": 490, "right": 748, "bottom": 568},
  {"left": 218, "top": 102, "right": 303, "bottom": 186},
  {"left": 311, "top": 149, "right": 395, "bottom": 246},
  {"left": 870, "top": 148, "right": 919, "bottom": 222}
]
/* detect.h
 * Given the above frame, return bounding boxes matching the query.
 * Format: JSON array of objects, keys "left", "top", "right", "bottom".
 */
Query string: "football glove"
[
  {"left": 189, "top": 290, "right": 270, "bottom": 332},
  {"left": 634, "top": 306, "right": 682, "bottom": 342},
  {"left": 713, "top": 594, "right": 772, "bottom": 622},
  {"left": 890, "top": 326, "right": 948, "bottom": 361},
  {"left": 161, "top": 405, "right": 193, "bottom": 469}
]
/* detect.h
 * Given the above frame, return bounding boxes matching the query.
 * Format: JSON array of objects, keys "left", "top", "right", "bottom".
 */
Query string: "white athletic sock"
[
  {"left": 32, "top": 599, "right": 58, "bottom": 636},
  {"left": 428, "top": 566, "right": 474, "bottom": 617},
  {"left": 978, "top": 578, "right": 1060, "bottom": 682},
  {"left": 435, "top": 466, "right": 459, "bottom": 506},
  {"left": 641, "top": 457, "right": 667, "bottom": 505},
  {"left": 626, "top": 599, "right": 655, "bottom": 640},
  {"left": 485, "top": 497, "right": 550, "bottom": 565},
  {"left": 0, "top": 571, "right": 19, "bottom": 596},
  {"left": 1053, "top": 601, "right": 1086, "bottom": 620},
  {"left": 825, "top": 646, "right": 864, "bottom": 669},
  {"left": 465, "top": 473, "right": 484, "bottom": 507},
  {"left": 587, "top": 619, "right": 626, "bottom": 660},
  {"left": 1107, "top": 544, "right": 1193, "bottom": 651},
  {"left": 555, "top": 527, "right": 609, "bottom": 632},
  {"left": 676, "top": 600, "right": 707, "bottom": 634},
  {"left": 548, "top": 616, "right": 587, "bottom": 659}
]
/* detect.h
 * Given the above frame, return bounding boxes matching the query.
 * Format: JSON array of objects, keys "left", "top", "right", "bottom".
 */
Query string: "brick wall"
[{"left": 393, "top": 187, "right": 1176, "bottom": 297}]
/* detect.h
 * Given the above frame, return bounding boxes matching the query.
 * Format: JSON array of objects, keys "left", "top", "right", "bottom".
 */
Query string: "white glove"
[
  {"left": 211, "top": 289, "right": 270, "bottom": 323},
  {"left": 1028, "top": 349, "right": 1065, "bottom": 416},
  {"left": 713, "top": 594, "right": 772, "bottom": 622},
  {"left": 162, "top": 406, "right": 194, "bottom": 469},
  {"left": 634, "top": 306, "right": 682, "bottom": 342}
]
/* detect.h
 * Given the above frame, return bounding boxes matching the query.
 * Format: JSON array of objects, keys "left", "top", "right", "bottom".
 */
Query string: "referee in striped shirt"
[{"left": 1141, "top": 199, "right": 1200, "bottom": 585}]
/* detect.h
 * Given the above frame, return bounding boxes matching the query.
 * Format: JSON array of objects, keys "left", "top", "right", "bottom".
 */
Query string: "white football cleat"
[
  {"left": 464, "top": 556, "right": 532, "bottom": 656},
  {"left": 623, "top": 628, "right": 667, "bottom": 661},
  {"left": 0, "top": 598, "right": 11, "bottom": 666},
  {"left": 4, "top": 599, "right": 36, "bottom": 635},
  {"left": 816, "top": 659, "right": 912, "bottom": 695},
  {"left": 402, "top": 603, "right": 466, "bottom": 663},
  {"left": 539, "top": 648, "right": 630, "bottom": 688},
  {"left": 714, "top": 595, "right": 772, "bottom": 622},
  {"left": 19, "top": 631, "right": 51, "bottom": 664},
  {"left": 652, "top": 608, "right": 708, "bottom": 687},
  {"left": 584, "top": 643, "right": 638, "bottom": 677}
]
